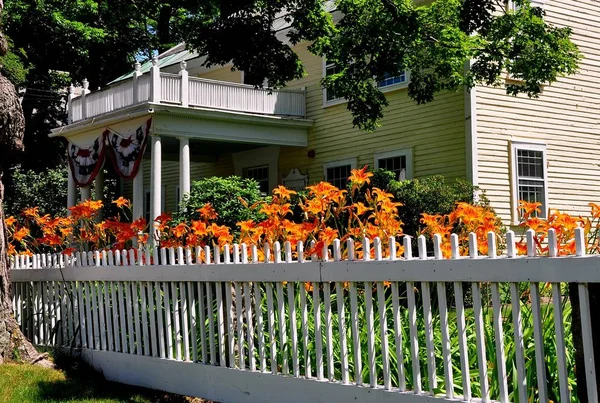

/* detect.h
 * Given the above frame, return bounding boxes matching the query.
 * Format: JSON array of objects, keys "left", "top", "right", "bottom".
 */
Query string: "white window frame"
[
  {"left": 242, "top": 164, "right": 271, "bottom": 196},
  {"left": 322, "top": 58, "right": 347, "bottom": 108},
  {"left": 511, "top": 140, "right": 548, "bottom": 223},
  {"left": 374, "top": 149, "right": 413, "bottom": 180},
  {"left": 377, "top": 71, "right": 410, "bottom": 94},
  {"left": 323, "top": 157, "right": 357, "bottom": 188},
  {"left": 233, "top": 146, "right": 280, "bottom": 194}
]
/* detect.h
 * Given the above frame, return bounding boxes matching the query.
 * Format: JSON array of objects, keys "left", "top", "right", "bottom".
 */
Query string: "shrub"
[
  {"left": 389, "top": 175, "right": 485, "bottom": 238},
  {"left": 174, "top": 176, "right": 264, "bottom": 231},
  {"left": 4, "top": 164, "right": 68, "bottom": 217}
]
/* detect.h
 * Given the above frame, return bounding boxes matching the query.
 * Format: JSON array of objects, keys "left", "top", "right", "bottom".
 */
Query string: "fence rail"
[{"left": 9, "top": 229, "right": 600, "bottom": 403}]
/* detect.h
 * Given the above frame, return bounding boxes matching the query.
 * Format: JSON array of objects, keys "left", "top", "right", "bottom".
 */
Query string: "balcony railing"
[{"left": 68, "top": 60, "right": 306, "bottom": 123}]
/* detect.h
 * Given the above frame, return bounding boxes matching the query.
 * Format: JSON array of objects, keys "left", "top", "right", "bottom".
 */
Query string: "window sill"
[
  {"left": 378, "top": 82, "right": 408, "bottom": 94},
  {"left": 322, "top": 98, "right": 348, "bottom": 109}
]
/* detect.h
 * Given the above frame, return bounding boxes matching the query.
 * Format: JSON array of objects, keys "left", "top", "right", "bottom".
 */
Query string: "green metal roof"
[{"left": 108, "top": 47, "right": 200, "bottom": 84}]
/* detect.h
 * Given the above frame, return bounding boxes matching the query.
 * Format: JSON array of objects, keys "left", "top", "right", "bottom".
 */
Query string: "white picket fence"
[{"left": 9, "top": 229, "right": 600, "bottom": 403}]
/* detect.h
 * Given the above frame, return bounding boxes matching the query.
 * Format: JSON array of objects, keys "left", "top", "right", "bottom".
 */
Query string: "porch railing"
[
  {"left": 9, "top": 229, "right": 599, "bottom": 403},
  {"left": 68, "top": 59, "right": 306, "bottom": 123}
]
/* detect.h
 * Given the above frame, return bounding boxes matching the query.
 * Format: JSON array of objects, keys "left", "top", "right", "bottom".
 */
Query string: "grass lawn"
[{"left": 0, "top": 356, "right": 215, "bottom": 403}]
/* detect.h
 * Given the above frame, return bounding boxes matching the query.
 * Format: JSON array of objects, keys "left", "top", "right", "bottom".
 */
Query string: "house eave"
[{"left": 50, "top": 102, "right": 314, "bottom": 139}]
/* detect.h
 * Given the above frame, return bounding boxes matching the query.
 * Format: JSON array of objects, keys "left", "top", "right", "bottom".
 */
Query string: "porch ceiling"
[{"left": 154, "top": 136, "right": 268, "bottom": 162}]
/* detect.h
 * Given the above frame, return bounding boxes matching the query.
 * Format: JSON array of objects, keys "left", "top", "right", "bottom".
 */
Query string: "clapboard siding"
[
  {"left": 476, "top": 0, "right": 600, "bottom": 223},
  {"left": 279, "top": 43, "right": 466, "bottom": 184},
  {"left": 199, "top": 66, "right": 242, "bottom": 83}
]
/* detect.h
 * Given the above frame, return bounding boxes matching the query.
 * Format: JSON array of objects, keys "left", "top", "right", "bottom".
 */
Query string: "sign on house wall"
[{"left": 282, "top": 168, "right": 308, "bottom": 191}]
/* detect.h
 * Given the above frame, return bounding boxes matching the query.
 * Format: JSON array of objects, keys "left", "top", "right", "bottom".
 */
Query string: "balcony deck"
[{"left": 69, "top": 71, "right": 306, "bottom": 123}]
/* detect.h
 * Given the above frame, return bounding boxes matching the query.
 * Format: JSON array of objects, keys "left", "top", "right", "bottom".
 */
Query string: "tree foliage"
[{"left": 314, "top": 0, "right": 581, "bottom": 130}]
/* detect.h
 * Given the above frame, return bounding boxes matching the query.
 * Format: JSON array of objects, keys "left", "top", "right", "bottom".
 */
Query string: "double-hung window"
[
  {"left": 324, "top": 60, "right": 342, "bottom": 104},
  {"left": 375, "top": 149, "right": 413, "bottom": 181},
  {"left": 377, "top": 72, "right": 408, "bottom": 90},
  {"left": 512, "top": 142, "right": 548, "bottom": 219},
  {"left": 324, "top": 158, "right": 357, "bottom": 189},
  {"left": 243, "top": 165, "right": 270, "bottom": 195}
]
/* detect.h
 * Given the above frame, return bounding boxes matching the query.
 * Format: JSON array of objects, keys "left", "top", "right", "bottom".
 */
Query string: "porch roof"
[{"left": 49, "top": 102, "right": 312, "bottom": 148}]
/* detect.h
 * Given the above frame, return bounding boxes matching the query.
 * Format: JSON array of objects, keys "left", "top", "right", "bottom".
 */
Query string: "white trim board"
[{"left": 71, "top": 349, "right": 452, "bottom": 403}]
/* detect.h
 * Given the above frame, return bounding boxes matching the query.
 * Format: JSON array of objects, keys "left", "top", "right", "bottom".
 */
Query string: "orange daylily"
[{"left": 112, "top": 197, "right": 131, "bottom": 208}]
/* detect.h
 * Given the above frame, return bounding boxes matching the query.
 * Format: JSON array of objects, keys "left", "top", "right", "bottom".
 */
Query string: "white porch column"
[
  {"left": 133, "top": 160, "right": 144, "bottom": 220},
  {"left": 150, "top": 57, "right": 161, "bottom": 103},
  {"left": 81, "top": 78, "right": 89, "bottom": 119},
  {"left": 179, "top": 61, "right": 189, "bottom": 107},
  {"left": 80, "top": 185, "right": 91, "bottom": 202},
  {"left": 67, "top": 85, "right": 75, "bottom": 124},
  {"left": 151, "top": 135, "right": 162, "bottom": 230},
  {"left": 67, "top": 165, "right": 77, "bottom": 215},
  {"left": 179, "top": 137, "right": 190, "bottom": 202},
  {"left": 132, "top": 62, "right": 142, "bottom": 104}
]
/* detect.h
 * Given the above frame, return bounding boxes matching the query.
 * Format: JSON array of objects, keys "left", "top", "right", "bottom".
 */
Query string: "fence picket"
[
  {"left": 349, "top": 281, "right": 362, "bottom": 385},
  {"left": 391, "top": 281, "right": 406, "bottom": 391},
  {"left": 133, "top": 283, "right": 142, "bottom": 354},
  {"left": 118, "top": 282, "right": 126, "bottom": 352},
  {"left": 171, "top": 282, "right": 182, "bottom": 361},
  {"left": 300, "top": 282, "right": 311, "bottom": 377},
  {"left": 85, "top": 283, "right": 95, "bottom": 350},
  {"left": 454, "top": 281, "right": 471, "bottom": 400},
  {"left": 235, "top": 281, "right": 245, "bottom": 369},
  {"left": 104, "top": 282, "right": 113, "bottom": 351},
  {"left": 266, "top": 282, "right": 277, "bottom": 374},
  {"left": 323, "top": 283, "right": 333, "bottom": 381},
  {"left": 125, "top": 282, "right": 135, "bottom": 354},
  {"left": 206, "top": 282, "right": 216, "bottom": 365},
  {"left": 187, "top": 282, "right": 197, "bottom": 362},
  {"left": 215, "top": 282, "right": 226, "bottom": 367},
  {"left": 510, "top": 282, "right": 527, "bottom": 403},
  {"left": 245, "top": 282, "right": 256, "bottom": 371},
  {"left": 377, "top": 282, "right": 391, "bottom": 390},
  {"left": 197, "top": 282, "right": 207, "bottom": 363},
  {"left": 530, "top": 282, "right": 548, "bottom": 403},
  {"left": 552, "top": 282, "right": 570, "bottom": 403},
  {"left": 140, "top": 283, "right": 149, "bottom": 356},
  {"left": 225, "top": 282, "right": 235, "bottom": 367},
  {"left": 365, "top": 281, "right": 376, "bottom": 388},
  {"left": 164, "top": 281, "right": 173, "bottom": 360},
  {"left": 335, "top": 281, "right": 349, "bottom": 384},
  {"left": 255, "top": 282, "right": 267, "bottom": 372},
  {"left": 313, "top": 281, "right": 323, "bottom": 380},
  {"left": 472, "top": 281, "right": 490, "bottom": 402},
  {"left": 97, "top": 282, "right": 107, "bottom": 351},
  {"left": 148, "top": 282, "right": 158, "bottom": 357}
]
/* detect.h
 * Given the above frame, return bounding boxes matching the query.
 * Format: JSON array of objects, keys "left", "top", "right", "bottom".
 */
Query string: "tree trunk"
[{"left": 0, "top": 31, "right": 45, "bottom": 362}]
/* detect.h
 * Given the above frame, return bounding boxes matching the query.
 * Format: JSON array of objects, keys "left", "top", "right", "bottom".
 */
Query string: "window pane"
[
  {"left": 243, "top": 165, "right": 270, "bottom": 194},
  {"left": 325, "top": 62, "right": 341, "bottom": 101},
  {"left": 518, "top": 178, "right": 545, "bottom": 211},
  {"left": 517, "top": 149, "right": 544, "bottom": 178},
  {"left": 377, "top": 72, "right": 407, "bottom": 88},
  {"left": 378, "top": 156, "right": 407, "bottom": 180},
  {"left": 326, "top": 165, "right": 351, "bottom": 189}
]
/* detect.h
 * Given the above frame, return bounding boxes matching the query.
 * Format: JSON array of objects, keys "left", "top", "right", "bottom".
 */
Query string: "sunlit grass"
[{"left": 0, "top": 357, "right": 209, "bottom": 403}]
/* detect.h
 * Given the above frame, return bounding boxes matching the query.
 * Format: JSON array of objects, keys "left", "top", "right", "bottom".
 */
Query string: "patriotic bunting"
[
  {"left": 67, "top": 136, "right": 106, "bottom": 186},
  {"left": 66, "top": 118, "right": 152, "bottom": 186},
  {"left": 105, "top": 118, "right": 151, "bottom": 179}
]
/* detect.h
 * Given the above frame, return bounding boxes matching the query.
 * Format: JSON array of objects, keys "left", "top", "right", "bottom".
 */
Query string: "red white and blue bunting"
[
  {"left": 66, "top": 118, "right": 151, "bottom": 186},
  {"left": 67, "top": 136, "right": 106, "bottom": 187},
  {"left": 105, "top": 118, "right": 151, "bottom": 180}
]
